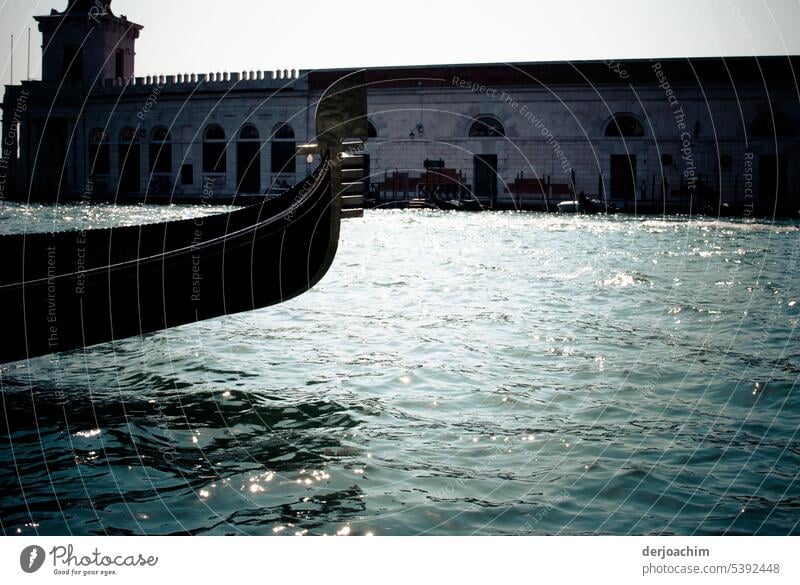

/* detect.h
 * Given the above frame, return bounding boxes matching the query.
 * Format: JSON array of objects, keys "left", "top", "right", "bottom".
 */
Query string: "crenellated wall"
[{"left": 98, "top": 69, "right": 308, "bottom": 91}]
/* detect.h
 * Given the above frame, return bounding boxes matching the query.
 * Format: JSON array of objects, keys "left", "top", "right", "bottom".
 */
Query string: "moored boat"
[
  {"left": 557, "top": 192, "right": 607, "bottom": 214},
  {"left": 431, "top": 193, "right": 483, "bottom": 212}
]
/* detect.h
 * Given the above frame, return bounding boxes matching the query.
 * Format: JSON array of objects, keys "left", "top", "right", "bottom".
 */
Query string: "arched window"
[
  {"left": 203, "top": 124, "right": 227, "bottom": 173},
  {"left": 274, "top": 124, "right": 295, "bottom": 140},
  {"left": 120, "top": 127, "right": 141, "bottom": 143},
  {"left": 752, "top": 112, "right": 796, "bottom": 137},
  {"left": 90, "top": 128, "right": 109, "bottom": 143},
  {"left": 469, "top": 116, "right": 505, "bottom": 138},
  {"left": 149, "top": 126, "right": 172, "bottom": 174},
  {"left": 271, "top": 123, "right": 296, "bottom": 174},
  {"left": 605, "top": 114, "right": 645, "bottom": 137},
  {"left": 152, "top": 127, "right": 171, "bottom": 142},
  {"left": 88, "top": 128, "right": 110, "bottom": 174},
  {"left": 205, "top": 125, "right": 225, "bottom": 140},
  {"left": 239, "top": 124, "right": 260, "bottom": 140},
  {"left": 367, "top": 121, "right": 378, "bottom": 138}
]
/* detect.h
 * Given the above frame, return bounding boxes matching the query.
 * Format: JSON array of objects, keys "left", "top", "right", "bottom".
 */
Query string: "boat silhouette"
[{"left": 0, "top": 71, "right": 368, "bottom": 364}]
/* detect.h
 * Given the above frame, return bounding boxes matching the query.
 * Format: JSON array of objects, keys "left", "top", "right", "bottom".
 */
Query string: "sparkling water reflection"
[{"left": 0, "top": 206, "right": 798, "bottom": 535}]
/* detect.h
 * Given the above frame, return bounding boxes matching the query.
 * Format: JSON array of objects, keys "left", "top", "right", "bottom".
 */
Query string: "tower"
[{"left": 35, "top": 0, "right": 143, "bottom": 85}]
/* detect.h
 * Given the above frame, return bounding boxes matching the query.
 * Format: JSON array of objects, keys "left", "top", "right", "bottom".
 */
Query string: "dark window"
[
  {"left": 206, "top": 125, "right": 226, "bottom": 140},
  {"left": 203, "top": 125, "right": 227, "bottom": 173},
  {"left": 752, "top": 112, "right": 796, "bottom": 137},
  {"left": 237, "top": 125, "right": 261, "bottom": 193},
  {"left": 118, "top": 127, "right": 141, "bottom": 195},
  {"left": 181, "top": 164, "right": 194, "bottom": 185},
  {"left": 368, "top": 121, "right": 378, "bottom": 138},
  {"left": 33, "top": 118, "right": 68, "bottom": 196},
  {"left": 88, "top": 129, "right": 110, "bottom": 174},
  {"left": 271, "top": 142, "right": 296, "bottom": 174},
  {"left": 610, "top": 154, "right": 637, "bottom": 201},
  {"left": 121, "top": 127, "right": 141, "bottom": 143},
  {"left": 63, "top": 45, "right": 83, "bottom": 83},
  {"left": 469, "top": 117, "right": 505, "bottom": 137},
  {"left": 149, "top": 127, "right": 172, "bottom": 173},
  {"left": 605, "top": 115, "right": 645, "bottom": 137},
  {"left": 152, "top": 127, "right": 170, "bottom": 142},
  {"left": 271, "top": 123, "right": 296, "bottom": 173},
  {"left": 273, "top": 124, "right": 295, "bottom": 139},
  {"left": 239, "top": 125, "right": 260, "bottom": 140},
  {"left": 115, "top": 50, "right": 125, "bottom": 79},
  {"left": 204, "top": 144, "right": 227, "bottom": 173}
]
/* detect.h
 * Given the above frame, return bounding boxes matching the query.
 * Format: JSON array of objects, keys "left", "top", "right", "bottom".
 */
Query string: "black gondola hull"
[
  {"left": 0, "top": 69, "right": 370, "bottom": 364},
  {"left": 0, "top": 164, "right": 339, "bottom": 364}
]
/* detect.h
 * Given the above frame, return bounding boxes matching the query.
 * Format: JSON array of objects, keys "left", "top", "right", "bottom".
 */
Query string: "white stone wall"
[
  {"left": 358, "top": 83, "right": 800, "bottom": 206},
  {"left": 13, "top": 70, "right": 800, "bottom": 208},
  {"left": 73, "top": 76, "right": 312, "bottom": 198}
]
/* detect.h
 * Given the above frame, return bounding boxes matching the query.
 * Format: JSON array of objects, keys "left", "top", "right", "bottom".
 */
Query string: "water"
[{"left": 1, "top": 204, "right": 798, "bottom": 536}]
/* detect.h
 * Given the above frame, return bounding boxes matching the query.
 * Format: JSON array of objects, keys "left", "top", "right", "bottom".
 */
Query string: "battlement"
[{"left": 98, "top": 69, "right": 307, "bottom": 91}]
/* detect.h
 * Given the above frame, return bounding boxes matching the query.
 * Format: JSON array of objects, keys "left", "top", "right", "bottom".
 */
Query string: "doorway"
[
  {"left": 237, "top": 142, "right": 261, "bottom": 194},
  {"left": 759, "top": 155, "right": 787, "bottom": 216},
  {"left": 474, "top": 154, "right": 498, "bottom": 205},
  {"left": 610, "top": 154, "right": 636, "bottom": 204},
  {"left": 33, "top": 118, "right": 68, "bottom": 196}
]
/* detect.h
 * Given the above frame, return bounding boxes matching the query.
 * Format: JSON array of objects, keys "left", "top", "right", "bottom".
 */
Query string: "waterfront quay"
[{"left": 2, "top": 1, "right": 799, "bottom": 216}]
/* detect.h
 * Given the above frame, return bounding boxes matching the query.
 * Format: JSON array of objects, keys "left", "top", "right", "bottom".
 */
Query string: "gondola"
[{"left": 0, "top": 70, "right": 369, "bottom": 364}]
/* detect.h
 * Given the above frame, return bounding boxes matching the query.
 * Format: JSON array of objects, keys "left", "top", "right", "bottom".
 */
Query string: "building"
[{"left": 1, "top": 0, "right": 799, "bottom": 215}]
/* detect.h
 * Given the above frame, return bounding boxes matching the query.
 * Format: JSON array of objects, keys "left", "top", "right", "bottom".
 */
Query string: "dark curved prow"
[
  {"left": 301, "top": 68, "right": 369, "bottom": 219},
  {"left": 0, "top": 71, "right": 369, "bottom": 364}
]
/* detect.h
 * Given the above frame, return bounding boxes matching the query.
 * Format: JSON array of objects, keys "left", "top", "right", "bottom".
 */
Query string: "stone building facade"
[{"left": 2, "top": 0, "right": 798, "bottom": 215}]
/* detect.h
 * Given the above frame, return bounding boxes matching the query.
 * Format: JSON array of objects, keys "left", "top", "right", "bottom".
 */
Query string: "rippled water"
[{"left": 1, "top": 204, "right": 798, "bottom": 536}]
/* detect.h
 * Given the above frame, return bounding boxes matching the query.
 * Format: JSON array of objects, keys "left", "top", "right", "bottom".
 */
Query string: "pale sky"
[{"left": 1, "top": 0, "right": 799, "bottom": 90}]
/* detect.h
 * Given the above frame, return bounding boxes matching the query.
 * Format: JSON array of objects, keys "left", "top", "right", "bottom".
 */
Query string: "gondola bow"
[{"left": 0, "top": 70, "right": 369, "bottom": 364}]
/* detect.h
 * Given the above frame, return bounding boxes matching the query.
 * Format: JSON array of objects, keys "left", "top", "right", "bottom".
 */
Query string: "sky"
[{"left": 1, "top": 0, "right": 799, "bottom": 90}]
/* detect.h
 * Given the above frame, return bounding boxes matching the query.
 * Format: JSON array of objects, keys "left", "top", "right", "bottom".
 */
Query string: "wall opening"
[{"left": 203, "top": 125, "right": 227, "bottom": 174}]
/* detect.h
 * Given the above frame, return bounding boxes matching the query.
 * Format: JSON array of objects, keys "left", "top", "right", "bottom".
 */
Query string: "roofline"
[
  {"left": 306, "top": 56, "right": 800, "bottom": 91},
  {"left": 34, "top": 13, "right": 143, "bottom": 30},
  {"left": 309, "top": 54, "right": 800, "bottom": 74}
]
